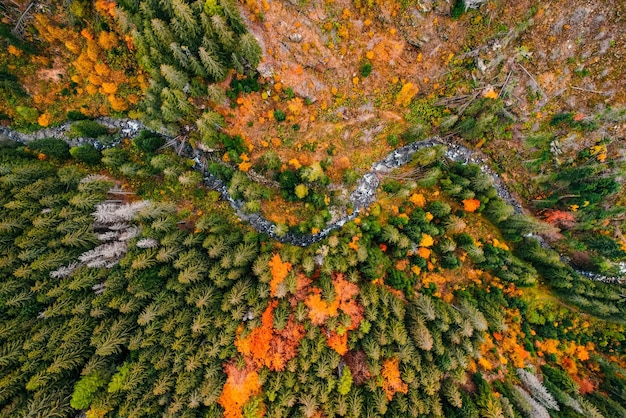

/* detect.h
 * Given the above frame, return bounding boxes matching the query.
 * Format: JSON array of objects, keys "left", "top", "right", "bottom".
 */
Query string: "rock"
[{"left": 288, "top": 33, "right": 303, "bottom": 42}]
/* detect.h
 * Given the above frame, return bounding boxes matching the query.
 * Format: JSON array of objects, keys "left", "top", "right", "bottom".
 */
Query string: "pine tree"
[
  {"left": 151, "top": 18, "right": 175, "bottom": 48},
  {"left": 160, "top": 64, "right": 189, "bottom": 90},
  {"left": 238, "top": 33, "right": 262, "bottom": 67},
  {"left": 198, "top": 46, "right": 226, "bottom": 80},
  {"left": 170, "top": 0, "right": 199, "bottom": 39}
]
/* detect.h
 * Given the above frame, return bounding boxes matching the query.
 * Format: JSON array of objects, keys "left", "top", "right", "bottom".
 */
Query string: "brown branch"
[
  {"left": 572, "top": 86, "right": 609, "bottom": 95},
  {"left": 517, "top": 63, "right": 546, "bottom": 99}
]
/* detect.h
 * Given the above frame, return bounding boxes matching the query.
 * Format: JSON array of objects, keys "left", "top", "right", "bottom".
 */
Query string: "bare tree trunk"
[{"left": 11, "top": 1, "right": 36, "bottom": 39}]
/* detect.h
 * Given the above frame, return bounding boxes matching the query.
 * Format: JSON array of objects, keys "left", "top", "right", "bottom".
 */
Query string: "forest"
[{"left": 1, "top": 0, "right": 626, "bottom": 417}]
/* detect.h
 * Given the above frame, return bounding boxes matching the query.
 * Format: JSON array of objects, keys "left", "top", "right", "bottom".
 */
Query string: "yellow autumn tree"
[
  {"left": 395, "top": 83, "right": 419, "bottom": 107},
  {"left": 419, "top": 233, "right": 434, "bottom": 248}
]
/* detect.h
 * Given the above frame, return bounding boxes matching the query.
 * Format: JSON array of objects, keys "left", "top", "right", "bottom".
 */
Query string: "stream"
[{"left": 1, "top": 117, "right": 623, "bottom": 284}]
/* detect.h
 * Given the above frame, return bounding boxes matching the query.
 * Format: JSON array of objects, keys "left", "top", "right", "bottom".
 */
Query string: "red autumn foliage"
[
  {"left": 544, "top": 210, "right": 576, "bottom": 228},
  {"left": 573, "top": 374, "right": 596, "bottom": 395},
  {"left": 292, "top": 274, "right": 312, "bottom": 302},
  {"left": 343, "top": 350, "right": 372, "bottom": 385}
]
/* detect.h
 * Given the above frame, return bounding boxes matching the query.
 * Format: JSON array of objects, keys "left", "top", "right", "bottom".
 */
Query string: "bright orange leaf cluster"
[
  {"left": 381, "top": 357, "right": 408, "bottom": 400},
  {"left": 218, "top": 361, "right": 263, "bottom": 418},
  {"left": 94, "top": 0, "right": 117, "bottom": 18},
  {"left": 395, "top": 82, "right": 419, "bottom": 107},
  {"left": 478, "top": 309, "right": 530, "bottom": 369},
  {"left": 305, "top": 288, "right": 339, "bottom": 325},
  {"left": 304, "top": 274, "right": 364, "bottom": 354},
  {"left": 409, "top": 193, "right": 426, "bottom": 207},
  {"left": 418, "top": 233, "right": 434, "bottom": 248},
  {"left": 31, "top": 13, "right": 143, "bottom": 117},
  {"left": 235, "top": 300, "right": 305, "bottom": 371},
  {"left": 268, "top": 254, "right": 292, "bottom": 297},
  {"left": 462, "top": 198, "right": 481, "bottom": 213}
]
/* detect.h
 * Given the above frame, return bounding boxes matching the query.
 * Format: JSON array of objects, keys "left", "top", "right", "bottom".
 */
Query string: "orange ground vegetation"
[
  {"left": 535, "top": 337, "right": 594, "bottom": 378},
  {"left": 261, "top": 196, "right": 303, "bottom": 227},
  {"left": 235, "top": 300, "right": 305, "bottom": 371},
  {"left": 23, "top": 12, "right": 143, "bottom": 121},
  {"left": 304, "top": 274, "right": 364, "bottom": 354},
  {"left": 477, "top": 308, "right": 530, "bottom": 370},
  {"left": 216, "top": 0, "right": 467, "bottom": 183},
  {"left": 381, "top": 357, "right": 408, "bottom": 400},
  {"left": 218, "top": 361, "right": 263, "bottom": 418}
]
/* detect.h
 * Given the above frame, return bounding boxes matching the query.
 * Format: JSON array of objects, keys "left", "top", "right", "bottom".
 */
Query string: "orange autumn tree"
[
  {"left": 28, "top": 13, "right": 142, "bottom": 118},
  {"left": 477, "top": 307, "right": 530, "bottom": 370},
  {"left": 381, "top": 357, "right": 408, "bottom": 400},
  {"left": 218, "top": 361, "right": 263, "bottom": 418},
  {"left": 304, "top": 274, "right": 364, "bottom": 355},
  {"left": 544, "top": 209, "right": 576, "bottom": 228},
  {"left": 462, "top": 198, "right": 481, "bottom": 213},
  {"left": 268, "top": 253, "right": 292, "bottom": 297},
  {"left": 235, "top": 300, "right": 305, "bottom": 371}
]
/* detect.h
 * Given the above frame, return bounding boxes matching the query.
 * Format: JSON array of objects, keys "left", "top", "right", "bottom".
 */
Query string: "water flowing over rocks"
[{"left": 1, "top": 118, "right": 623, "bottom": 283}]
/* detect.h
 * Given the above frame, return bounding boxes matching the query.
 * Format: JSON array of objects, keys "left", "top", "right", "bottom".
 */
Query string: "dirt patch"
[
  {"left": 226, "top": 0, "right": 475, "bottom": 179},
  {"left": 36, "top": 57, "right": 66, "bottom": 82}
]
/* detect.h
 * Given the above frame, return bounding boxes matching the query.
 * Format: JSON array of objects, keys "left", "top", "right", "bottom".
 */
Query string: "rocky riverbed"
[{"left": 1, "top": 117, "right": 623, "bottom": 283}]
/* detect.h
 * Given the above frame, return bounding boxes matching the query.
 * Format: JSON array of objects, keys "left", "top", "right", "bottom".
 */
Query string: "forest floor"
[{"left": 211, "top": 0, "right": 626, "bottom": 227}]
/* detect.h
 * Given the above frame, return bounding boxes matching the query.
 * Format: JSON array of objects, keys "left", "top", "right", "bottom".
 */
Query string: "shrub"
[
  {"left": 258, "top": 151, "right": 281, "bottom": 173},
  {"left": 70, "top": 144, "right": 101, "bottom": 165},
  {"left": 442, "top": 253, "right": 462, "bottom": 269},
  {"left": 451, "top": 0, "right": 466, "bottom": 18},
  {"left": 70, "top": 373, "right": 106, "bottom": 410},
  {"left": 69, "top": 120, "right": 109, "bottom": 138},
  {"left": 427, "top": 201, "right": 452, "bottom": 219},
  {"left": 343, "top": 169, "right": 359, "bottom": 186},
  {"left": 549, "top": 112, "right": 574, "bottom": 127},
  {"left": 134, "top": 130, "right": 165, "bottom": 153},
  {"left": 221, "top": 133, "right": 246, "bottom": 155},
  {"left": 387, "top": 135, "right": 399, "bottom": 147},
  {"left": 28, "top": 138, "right": 70, "bottom": 160},
  {"left": 274, "top": 109, "right": 286, "bottom": 122},
  {"left": 16, "top": 106, "right": 39, "bottom": 123},
  {"left": 278, "top": 170, "right": 299, "bottom": 201},
  {"left": 66, "top": 110, "right": 91, "bottom": 121},
  {"left": 101, "top": 148, "right": 130, "bottom": 168},
  {"left": 359, "top": 60, "right": 373, "bottom": 78},
  {"left": 401, "top": 124, "right": 426, "bottom": 143},
  {"left": 382, "top": 179, "right": 402, "bottom": 194},
  {"left": 227, "top": 74, "right": 262, "bottom": 99},
  {"left": 412, "top": 145, "right": 445, "bottom": 166},
  {"left": 387, "top": 269, "right": 411, "bottom": 291},
  {"left": 207, "top": 162, "right": 234, "bottom": 181},
  {"left": 454, "top": 233, "right": 475, "bottom": 247},
  {"left": 295, "top": 184, "right": 309, "bottom": 199}
]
